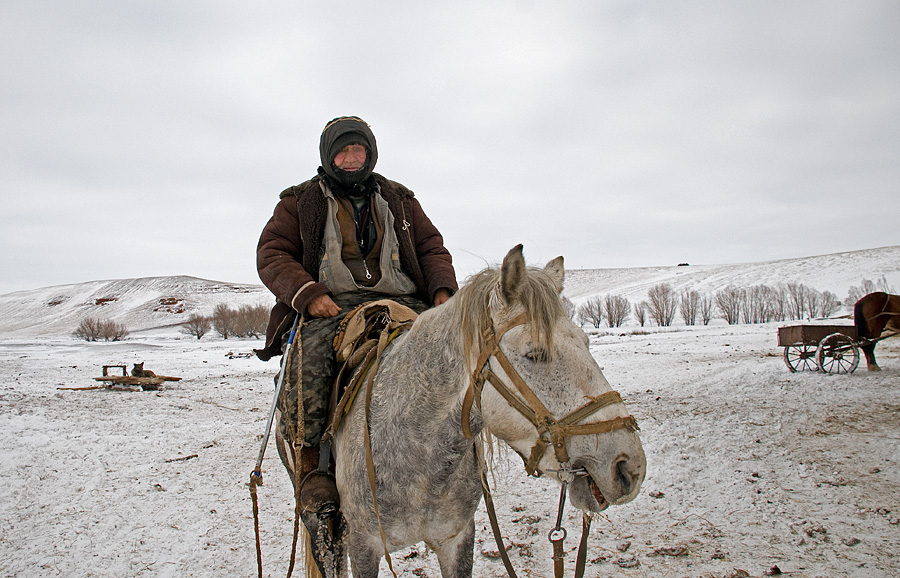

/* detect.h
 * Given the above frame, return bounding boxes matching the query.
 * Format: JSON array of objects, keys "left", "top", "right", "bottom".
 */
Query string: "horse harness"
[
  {"left": 461, "top": 313, "right": 638, "bottom": 473},
  {"left": 461, "top": 312, "right": 639, "bottom": 578},
  {"left": 871, "top": 295, "right": 900, "bottom": 323}
]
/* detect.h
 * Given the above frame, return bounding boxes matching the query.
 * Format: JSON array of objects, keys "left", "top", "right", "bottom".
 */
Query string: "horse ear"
[
  {"left": 500, "top": 244, "right": 526, "bottom": 305},
  {"left": 544, "top": 256, "right": 564, "bottom": 294}
]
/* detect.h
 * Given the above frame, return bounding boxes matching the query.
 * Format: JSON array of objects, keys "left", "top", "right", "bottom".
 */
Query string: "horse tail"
[{"left": 302, "top": 528, "right": 323, "bottom": 578}]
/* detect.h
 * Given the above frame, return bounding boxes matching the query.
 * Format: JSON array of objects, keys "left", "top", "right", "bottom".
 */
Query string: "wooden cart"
[
  {"left": 777, "top": 324, "right": 860, "bottom": 374},
  {"left": 93, "top": 365, "right": 182, "bottom": 391}
]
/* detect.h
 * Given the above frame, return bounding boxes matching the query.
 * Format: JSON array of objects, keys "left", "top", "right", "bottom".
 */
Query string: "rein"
[
  {"left": 479, "top": 448, "right": 594, "bottom": 578},
  {"left": 462, "top": 313, "right": 638, "bottom": 578}
]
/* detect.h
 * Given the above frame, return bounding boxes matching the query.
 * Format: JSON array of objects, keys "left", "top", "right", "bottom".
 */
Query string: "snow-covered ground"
[
  {"left": 1, "top": 246, "right": 899, "bottom": 577},
  {"left": 1, "top": 322, "right": 898, "bottom": 577}
]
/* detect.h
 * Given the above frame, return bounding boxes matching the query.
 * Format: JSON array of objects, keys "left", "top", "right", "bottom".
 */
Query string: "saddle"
[{"left": 323, "top": 299, "right": 418, "bottom": 441}]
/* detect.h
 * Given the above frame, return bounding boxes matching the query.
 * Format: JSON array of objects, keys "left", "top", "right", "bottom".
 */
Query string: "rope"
[
  {"left": 286, "top": 465, "right": 302, "bottom": 578},
  {"left": 249, "top": 473, "right": 263, "bottom": 578}
]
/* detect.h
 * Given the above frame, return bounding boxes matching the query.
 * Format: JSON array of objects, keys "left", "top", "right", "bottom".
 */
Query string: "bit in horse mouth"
[{"left": 588, "top": 476, "right": 609, "bottom": 511}]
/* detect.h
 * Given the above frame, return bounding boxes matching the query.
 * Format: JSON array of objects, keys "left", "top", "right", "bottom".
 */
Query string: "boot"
[{"left": 297, "top": 445, "right": 340, "bottom": 515}]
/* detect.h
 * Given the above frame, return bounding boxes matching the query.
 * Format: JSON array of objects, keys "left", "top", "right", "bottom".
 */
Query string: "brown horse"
[{"left": 854, "top": 292, "right": 900, "bottom": 371}]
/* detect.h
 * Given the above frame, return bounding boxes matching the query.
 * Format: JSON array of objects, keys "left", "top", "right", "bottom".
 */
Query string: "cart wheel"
[
  {"left": 783, "top": 344, "right": 818, "bottom": 372},
  {"left": 816, "top": 333, "right": 859, "bottom": 374}
]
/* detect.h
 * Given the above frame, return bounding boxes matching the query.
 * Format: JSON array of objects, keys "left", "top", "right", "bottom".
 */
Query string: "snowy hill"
[
  {"left": 563, "top": 244, "right": 900, "bottom": 306},
  {"left": 1, "top": 245, "right": 897, "bottom": 337},
  {"left": 0, "top": 276, "right": 272, "bottom": 337}
]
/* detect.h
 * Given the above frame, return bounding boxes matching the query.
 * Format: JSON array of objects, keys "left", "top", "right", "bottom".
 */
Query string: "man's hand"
[
  {"left": 307, "top": 294, "right": 342, "bottom": 318},
  {"left": 433, "top": 289, "right": 452, "bottom": 307}
]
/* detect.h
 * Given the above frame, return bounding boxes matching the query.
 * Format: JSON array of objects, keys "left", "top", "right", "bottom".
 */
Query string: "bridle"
[
  {"left": 461, "top": 312, "right": 639, "bottom": 475},
  {"left": 460, "top": 312, "right": 639, "bottom": 578}
]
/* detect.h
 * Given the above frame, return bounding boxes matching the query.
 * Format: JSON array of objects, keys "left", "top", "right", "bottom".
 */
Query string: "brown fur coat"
[{"left": 255, "top": 174, "right": 457, "bottom": 360}]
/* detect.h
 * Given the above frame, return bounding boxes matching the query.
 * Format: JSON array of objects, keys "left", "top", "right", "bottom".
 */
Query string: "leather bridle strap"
[
  {"left": 465, "top": 313, "right": 637, "bottom": 578},
  {"left": 461, "top": 314, "right": 527, "bottom": 439},
  {"left": 462, "top": 313, "right": 638, "bottom": 476}
]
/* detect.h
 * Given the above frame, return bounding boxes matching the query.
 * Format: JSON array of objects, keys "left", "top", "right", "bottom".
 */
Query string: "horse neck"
[{"left": 382, "top": 301, "right": 469, "bottom": 410}]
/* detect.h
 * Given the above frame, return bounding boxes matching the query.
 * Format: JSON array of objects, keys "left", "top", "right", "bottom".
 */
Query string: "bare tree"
[
  {"left": 212, "top": 303, "right": 237, "bottom": 339},
  {"left": 761, "top": 285, "right": 779, "bottom": 323},
  {"left": 603, "top": 294, "right": 631, "bottom": 327},
  {"left": 817, "top": 290, "right": 841, "bottom": 318},
  {"left": 74, "top": 317, "right": 103, "bottom": 341},
  {"left": 646, "top": 283, "right": 678, "bottom": 327},
  {"left": 679, "top": 290, "right": 700, "bottom": 326},
  {"left": 633, "top": 302, "right": 647, "bottom": 327},
  {"left": 741, "top": 285, "right": 777, "bottom": 324},
  {"left": 576, "top": 297, "right": 604, "bottom": 328},
  {"left": 785, "top": 282, "right": 820, "bottom": 320},
  {"left": 847, "top": 276, "right": 895, "bottom": 306},
  {"left": 699, "top": 292, "right": 715, "bottom": 325},
  {"left": 234, "top": 304, "right": 269, "bottom": 338},
  {"left": 74, "top": 317, "right": 128, "bottom": 341},
  {"left": 100, "top": 320, "right": 129, "bottom": 341},
  {"left": 716, "top": 286, "right": 742, "bottom": 325},
  {"left": 771, "top": 285, "right": 788, "bottom": 322},
  {"left": 181, "top": 314, "right": 211, "bottom": 340},
  {"left": 784, "top": 282, "right": 802, "bottom": 320},
  {"left": 847, "top": 278, "right": 877, "bottom": 306},
  {"left": 806, "top": 286, "right": 828, "bottom": 319}
]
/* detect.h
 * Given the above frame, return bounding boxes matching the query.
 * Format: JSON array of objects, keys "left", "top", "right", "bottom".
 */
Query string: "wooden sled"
[{"left": 93, "top": 365, "right": 182, "bottom": 391}]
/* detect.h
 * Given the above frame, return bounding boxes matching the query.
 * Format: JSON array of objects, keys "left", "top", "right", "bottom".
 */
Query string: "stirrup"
[
  {"left": 299, "top": 471, "right": 340, "bottom": 515},
  {"left": 299, "top": 441, "right": 339, "bottom": 515}
]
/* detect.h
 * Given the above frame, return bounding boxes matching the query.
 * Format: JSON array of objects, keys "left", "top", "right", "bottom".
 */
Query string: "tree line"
[
  {"left": 573, "top": 277, "right": 894, "bottom": 329},
  {"left": 73, "top": 303, "right": 270, "bottom": 341},
  {"left": 70, "top": 275, "right": 896, "bottom": 340},
  {"left": 180, "top": 303, "right": 269, "bottom": 339}
]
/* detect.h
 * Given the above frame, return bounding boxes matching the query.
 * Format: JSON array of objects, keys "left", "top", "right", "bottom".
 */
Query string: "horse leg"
[
  {"left": 861, "top": 342, "right": 880, "bottom": 371},
  {"left": 431, "top": 519, "right": 475, "bottom": 578},
  {"left": 346, "top": 533, "right": 381, "bottom": 578}
]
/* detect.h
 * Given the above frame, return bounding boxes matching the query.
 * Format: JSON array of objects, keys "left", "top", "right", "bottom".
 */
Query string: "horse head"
[{"left": 462, "top": 245, "right": 646, "bottom": 513}]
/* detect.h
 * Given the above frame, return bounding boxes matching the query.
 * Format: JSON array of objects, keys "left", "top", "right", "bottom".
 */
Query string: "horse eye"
[{"left": 524, "top": 348, "right": 549, "bottom": 363}]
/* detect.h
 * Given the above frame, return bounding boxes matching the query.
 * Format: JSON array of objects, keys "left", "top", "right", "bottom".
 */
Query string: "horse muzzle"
[{"left": 568, "top": 452, "right": 645, "bottom": 513}]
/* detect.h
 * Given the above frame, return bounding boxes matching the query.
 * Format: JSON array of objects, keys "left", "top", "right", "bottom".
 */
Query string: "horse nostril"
[{"left": 615, "top": 459, "right": 633, "bottom": 493}]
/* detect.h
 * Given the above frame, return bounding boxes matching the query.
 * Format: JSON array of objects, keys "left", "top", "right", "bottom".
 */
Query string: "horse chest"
[{"left": 336, "top": 419, "right": 482, "bottom": 546}]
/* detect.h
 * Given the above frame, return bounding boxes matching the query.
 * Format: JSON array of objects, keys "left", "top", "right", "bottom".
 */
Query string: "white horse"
[{"left": 327, "top": 245, "right": 646, "bottom": 577}]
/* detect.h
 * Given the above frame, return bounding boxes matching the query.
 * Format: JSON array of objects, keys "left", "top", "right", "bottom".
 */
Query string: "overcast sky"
[{"left": 1, "top": 1, "right": 898, "bottom": 295}]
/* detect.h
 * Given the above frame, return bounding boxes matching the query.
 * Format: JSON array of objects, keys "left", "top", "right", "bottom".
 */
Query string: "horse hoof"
[{"left": 867, "top": 364, "right": 882, "bottom": 372}]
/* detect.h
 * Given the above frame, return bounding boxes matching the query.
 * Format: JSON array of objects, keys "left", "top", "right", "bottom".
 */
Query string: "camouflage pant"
[{"left": 276, "top": 290, "right": 427, "bottom": 447}]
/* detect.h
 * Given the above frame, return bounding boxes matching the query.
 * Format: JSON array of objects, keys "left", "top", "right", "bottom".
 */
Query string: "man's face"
[{"left": 333, "top": 144, "right": 367, "bottom": 172}]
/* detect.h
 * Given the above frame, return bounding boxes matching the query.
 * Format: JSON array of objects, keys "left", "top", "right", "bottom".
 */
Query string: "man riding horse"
[{"left": 255, "top": 116, "right": 457, "bottom": 515}]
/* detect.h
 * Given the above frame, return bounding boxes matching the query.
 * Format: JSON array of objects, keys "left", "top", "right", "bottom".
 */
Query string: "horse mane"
[
  {"left": 451, "top": 261, "right": 568, "bottom": 481},
  {"left": 453, "top": 263, "right": 566, "bottom": 363}
]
